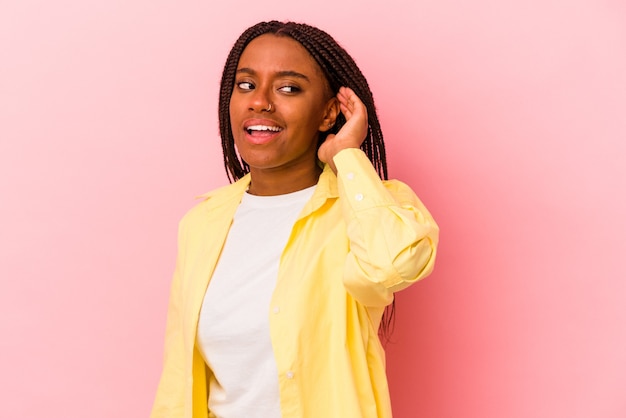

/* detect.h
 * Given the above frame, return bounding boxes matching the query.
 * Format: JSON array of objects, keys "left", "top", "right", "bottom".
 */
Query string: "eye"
[
  {"left": 278, "top": 85, "right": 301, "bottom": 94},
  {"left": 236, "top": 81, "right": 254, "bottom": 91}
]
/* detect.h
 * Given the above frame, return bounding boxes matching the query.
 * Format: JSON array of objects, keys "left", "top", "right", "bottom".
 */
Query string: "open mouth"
[{"left": 245, "top": 125, "right": 283, "bottom": 135}]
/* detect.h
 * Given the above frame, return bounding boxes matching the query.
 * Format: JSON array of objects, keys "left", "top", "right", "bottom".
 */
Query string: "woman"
[{"left": 151, "top": 21, "right": 439, "bottom": 418}]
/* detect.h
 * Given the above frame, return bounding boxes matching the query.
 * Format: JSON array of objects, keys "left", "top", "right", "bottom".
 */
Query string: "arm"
[
  {"left": 334, "top": 148, "right": 439, "bottom": 307},
  {"left": 318, "top": 87, "right": 438, "bottom": 307},
  {"left": 151, "top": 223, "right": 187, "bottom": 418}
]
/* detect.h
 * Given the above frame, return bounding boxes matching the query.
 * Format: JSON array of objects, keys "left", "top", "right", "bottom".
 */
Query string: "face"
[{"left": 229, "top": 34, "right": 337, "bottom": 182}]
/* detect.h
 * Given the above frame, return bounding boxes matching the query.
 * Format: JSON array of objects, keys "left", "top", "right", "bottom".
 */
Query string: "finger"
[
  {"left": 336, "top": 89, "right": 350, "bottom": 109},
  {"left": 338, "top": 89, "right": 367, "bottom": 120},
  {"left": 337, "top": 88, "right": 358, "bottom": 114},
  {"left": 339, "top": 87, "right": 360, "bottom": 107},
  {"left": 339, "top": 102, "right": 353, "bottom": 119}
]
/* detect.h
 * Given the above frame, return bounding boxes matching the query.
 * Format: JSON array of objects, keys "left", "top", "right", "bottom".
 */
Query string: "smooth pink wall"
[{"left": 1, "top": 1, "right": 624, "bottom": 417}]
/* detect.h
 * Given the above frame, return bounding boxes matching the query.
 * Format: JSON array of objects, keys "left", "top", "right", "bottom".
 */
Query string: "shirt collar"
[
  {"left": 195, "top": 163, "right": 338, "bottom": 215},
  {"left": 195, "top": 173, "right": 251, "bottom": 211},
  {"left": 299, "top": 163, "right": 338, "bottom": 219}
]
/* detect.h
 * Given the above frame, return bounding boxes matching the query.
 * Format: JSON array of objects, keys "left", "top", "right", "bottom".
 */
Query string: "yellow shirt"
[{"left": 151, "top": 148, "right": 439, "bottom": 418}]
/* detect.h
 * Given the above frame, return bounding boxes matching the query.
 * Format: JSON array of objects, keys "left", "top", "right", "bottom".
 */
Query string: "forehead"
[{"left": 238, "top": 34, "right": 326, "bottom": 79}]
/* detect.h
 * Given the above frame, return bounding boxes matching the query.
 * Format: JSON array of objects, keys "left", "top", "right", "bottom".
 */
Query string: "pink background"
[{"left": 1, "top": 1, "right": 625, "bottom": 417}]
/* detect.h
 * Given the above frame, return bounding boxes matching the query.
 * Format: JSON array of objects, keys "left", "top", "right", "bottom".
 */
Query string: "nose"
[{"left": 248, "top": 87, "right": 273, "bottom": 113}]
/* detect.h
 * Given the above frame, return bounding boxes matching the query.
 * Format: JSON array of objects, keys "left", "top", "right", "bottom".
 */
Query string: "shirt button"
[
  {"left": 355, "top": 193, "right": 364, "bottom": 201},
  {"left": 346, "top": 172, "right": 355, "bottom": 180},
  {"left": 273, "top": 306, "right": 280, "bottom": 314},
  {"left": 286, "top": 371, "right": 294, "bottom": 379}
]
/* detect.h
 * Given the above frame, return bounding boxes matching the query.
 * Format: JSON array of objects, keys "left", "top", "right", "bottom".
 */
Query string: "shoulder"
[{"left": 179, "top": 175, "right": 251, "bottom": 227}]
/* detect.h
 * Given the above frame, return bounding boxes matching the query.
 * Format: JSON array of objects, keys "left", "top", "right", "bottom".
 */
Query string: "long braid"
[{"left": 218, "top": 21, "right": 395, "bottom": 339}]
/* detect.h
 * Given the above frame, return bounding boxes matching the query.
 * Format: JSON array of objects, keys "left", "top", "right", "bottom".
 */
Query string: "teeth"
[{"left": 247, "top": 125, "right": 281, "bottom": 132}]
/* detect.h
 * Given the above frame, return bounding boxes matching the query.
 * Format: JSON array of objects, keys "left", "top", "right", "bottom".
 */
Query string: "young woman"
[{"left": 151, "top": 21, "right": 439, "bottom": 418}]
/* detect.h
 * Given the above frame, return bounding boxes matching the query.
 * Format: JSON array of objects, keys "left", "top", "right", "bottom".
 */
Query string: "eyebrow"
[{"left": 236, "top": 67, "right": 311, "bottom": 83}]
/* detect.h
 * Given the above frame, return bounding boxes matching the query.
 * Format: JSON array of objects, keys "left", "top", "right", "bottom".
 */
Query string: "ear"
[{"left": 318, "top": 96, "right": 340, "bottom": 132}]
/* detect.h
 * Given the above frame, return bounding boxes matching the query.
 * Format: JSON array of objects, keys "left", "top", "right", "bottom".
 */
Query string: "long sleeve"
[
  {"left": 333, "top": 148, "right": 439, "bottom": 308},
  {"left": 151, "top": 222, "right": 187, "bottom": 418}
]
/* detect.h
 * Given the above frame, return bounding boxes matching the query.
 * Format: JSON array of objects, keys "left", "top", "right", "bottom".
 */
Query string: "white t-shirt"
[{"left": 196, "top": 185, "right": 315, "bottom": 418}]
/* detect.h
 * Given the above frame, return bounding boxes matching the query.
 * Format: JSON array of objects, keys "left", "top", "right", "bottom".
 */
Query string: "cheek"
[{"left": 290, "top": 99, "right": 326, "bottom": 129}]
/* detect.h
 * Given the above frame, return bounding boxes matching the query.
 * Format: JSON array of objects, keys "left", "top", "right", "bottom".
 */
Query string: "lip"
[{"left": 242, "top": 118, "right": 284, "bottom": 145}]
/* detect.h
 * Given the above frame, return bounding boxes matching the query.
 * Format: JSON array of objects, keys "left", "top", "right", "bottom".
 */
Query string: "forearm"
[{"left": 334, "top": 148, "right": 439, "bottom": 307}]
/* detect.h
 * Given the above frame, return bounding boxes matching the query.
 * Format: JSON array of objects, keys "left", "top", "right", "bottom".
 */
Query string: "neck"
[{"left": 247, "top": 163, "right": 323, "bottom": 196}]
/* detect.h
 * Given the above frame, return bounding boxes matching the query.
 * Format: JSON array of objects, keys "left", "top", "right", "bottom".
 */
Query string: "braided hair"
[
  {"left": 219, "top": 20, "right": 387, "bottom": 182},
  {"left": 218, "top": 21, "right": 394, "bottom": 338}
]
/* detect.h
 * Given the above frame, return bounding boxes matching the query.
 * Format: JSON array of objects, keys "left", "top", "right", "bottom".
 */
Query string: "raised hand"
[{"left": 318, "top": 87, "right": 368, "bottom": 173}]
